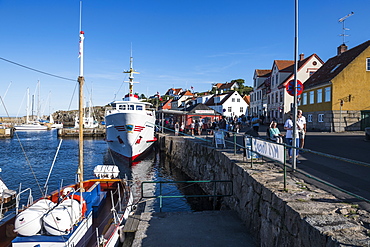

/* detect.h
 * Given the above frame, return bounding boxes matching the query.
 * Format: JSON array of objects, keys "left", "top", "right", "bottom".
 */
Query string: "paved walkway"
[{"left": 131, "top": 210, "right": 256, "bottom": 247}]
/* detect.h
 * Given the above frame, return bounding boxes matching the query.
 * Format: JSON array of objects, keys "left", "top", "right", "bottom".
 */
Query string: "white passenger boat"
[{"left": 105, "top": 57, "right": 156, "bottom": 162}]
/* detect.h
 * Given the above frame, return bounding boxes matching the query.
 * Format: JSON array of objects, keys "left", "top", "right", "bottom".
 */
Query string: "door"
[{"left": 361, "top": 110, "right": 370, "bottom": 130}]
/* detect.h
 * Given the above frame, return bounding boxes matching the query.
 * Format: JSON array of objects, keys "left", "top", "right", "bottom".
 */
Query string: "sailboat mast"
[
  {"left": 78, "top": 1, "right": 85, "bottom": 190},
  {"left": 26, "top": 88, "right": 30, "bottom": 124}
]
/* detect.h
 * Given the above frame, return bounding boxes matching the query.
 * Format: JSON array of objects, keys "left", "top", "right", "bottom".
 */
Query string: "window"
[
  {"left": 367, "top": 58, "right": 370, "bottom": 71},
  {"left": 302, "top": 93, "right": 307, "bottom": 105},
  {"left": 280, "top": 91, "right": 283, "bottom": 102},
  {"left": 237, "top": 98, "right": 240, "bottom": 102},
  {"left": 240, "top": 107, "right": 243, "bottom": 113},
  {"left": 136, "top": 105, "right": 143, "bottom": 110},
  {"left": 119, "top": 104, "right": 126, "bottom": 110},
  {"left": 129, "top": 105, "right": 134, "bottom": 110},
  {"left": 324, "top": 87, "right": 331, "bottom": 102},
  {"left": 317, "top": 89, "right": 322, "bottom": 103},
  {"left": 275, "top": 93, "right": 278, "bottom": 103},
  {"left": 232, "top": 98, "right": 235, "bottom": 102},
  {"left": 228, "top": 107, "right": 232, "bottom": 112},
  {"left": 309, "top": 91, "right": 314, "bottom": 104},
  {"left": 318, "top": 114, "right": 324, "bottom": 122},
  {"left": 308, "top": 114, "right": 313, "bottom": 122}
]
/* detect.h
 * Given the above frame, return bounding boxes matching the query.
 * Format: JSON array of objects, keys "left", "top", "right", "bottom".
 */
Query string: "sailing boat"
[
  {"left": 74, "top": 96, "right": 99, "bottom": 129},
  {"left": 49, "top": 113, "right": 63, "bottom": 129},
  {"left": 105, "top": 56, "right": 156, "bottom": 161},
  {"left": 14, "top": 88, "right": 48, "bottom": 131},
  {"left": 4, "top": 10, "right": 134, "bottom": 247}
]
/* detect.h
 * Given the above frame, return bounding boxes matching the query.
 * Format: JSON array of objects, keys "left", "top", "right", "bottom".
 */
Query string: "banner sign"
[{"left": 251, "top": 138, "right": 285, "bottom": 163}]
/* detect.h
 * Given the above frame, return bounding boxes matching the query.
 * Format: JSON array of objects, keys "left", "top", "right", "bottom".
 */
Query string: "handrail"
[
  {"left": 141, "top": 180, "right": 233, "bottom": 212},
  {"left": 15, "top": 188, "right": 33, "bottom": 214},
  {"left": 156, "top": 124, "right": 370, "bottom": 203}
]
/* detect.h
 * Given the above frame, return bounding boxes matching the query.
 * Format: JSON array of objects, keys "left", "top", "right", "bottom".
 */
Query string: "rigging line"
[
  {"left": 1, "top": 94, "right": 45, "bottom": 197},
  {"left": 0, "top": 57, "right": 76, "bottom": 82},
  {"left": 68, "top": 82, "right": 78, "bottom": 111}
]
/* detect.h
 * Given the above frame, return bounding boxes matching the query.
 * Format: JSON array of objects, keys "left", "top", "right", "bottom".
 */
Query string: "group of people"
[{"left": 268, "top": 110, "right": 306, "bottom": 163}]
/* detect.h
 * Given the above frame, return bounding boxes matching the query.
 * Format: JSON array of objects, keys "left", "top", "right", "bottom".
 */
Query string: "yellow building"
[{"left": 299, "top": 41, "right": 370, "bottom": 131}]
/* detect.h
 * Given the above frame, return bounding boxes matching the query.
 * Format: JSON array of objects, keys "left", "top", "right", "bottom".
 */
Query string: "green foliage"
[{"left": 231, "top": 79, "right": 253, "bottom": 96}]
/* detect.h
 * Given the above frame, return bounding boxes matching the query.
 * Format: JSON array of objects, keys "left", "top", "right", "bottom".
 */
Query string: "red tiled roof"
[
  {"left": 277, "top": 54, "right": 324, "bottom": 88},
  {"left": 255, "top": 69, "right": 272, "bottom": 77},
  {"left": 243, "top": 95, "right": 250, "bottom": 105},
  {"left": 275, "top": 60, "right": 295, "bottom": 71}
]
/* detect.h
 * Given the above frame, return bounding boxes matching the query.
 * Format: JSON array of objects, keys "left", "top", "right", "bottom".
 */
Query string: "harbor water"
[{"left": 0, "top": 129, "right": 194, "bottom": 214}]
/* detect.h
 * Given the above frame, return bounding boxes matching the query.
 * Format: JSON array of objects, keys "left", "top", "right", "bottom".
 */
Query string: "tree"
[{"left": 231, "top": 79, "right": 253, "bottom": 96}]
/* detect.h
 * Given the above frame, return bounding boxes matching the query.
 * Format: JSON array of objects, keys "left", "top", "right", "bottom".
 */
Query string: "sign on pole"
[{"left": 286, "top": 80, "right": 304, "bottom": 96}]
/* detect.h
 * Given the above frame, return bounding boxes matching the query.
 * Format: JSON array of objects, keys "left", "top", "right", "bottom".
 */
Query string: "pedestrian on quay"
[
  {"left": 198, "top": 119, "right": 203, "bottom": 135},
  {"left": 180, "top": 122, "right": 185, "bottom": 135},
  {"left": 190, "top": 120, "right": 195, "bottom": 136},
  {"left": 219, "top": 116, "right": 229, "bottom": 137},
  {"left": 251, "top": 114, "right": 261, "bottom": 136},
  {"left": 284, "top": 113, "right": 300, "bottom": 163},
  {"left": 297, "top": 110, "right": 307, "bottom": 149},
  {"left": 174, "top": 121, "right": 180, "bottom": 136}
]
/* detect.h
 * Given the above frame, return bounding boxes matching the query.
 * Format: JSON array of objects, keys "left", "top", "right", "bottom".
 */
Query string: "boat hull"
[
  {"left": 9, "top": 179, "right": 133, "bottom": 247},
  {"left": 14, "top": 124, "right": 48, "bottom": 131},
  {"left": 105, "top": 108, "right": 156, "bottom": 161}
]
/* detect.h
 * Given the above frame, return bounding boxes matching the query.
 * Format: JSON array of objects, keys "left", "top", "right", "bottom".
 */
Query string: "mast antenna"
[{"left": 338, "top": 12, "right": 354, "bottom": 44}]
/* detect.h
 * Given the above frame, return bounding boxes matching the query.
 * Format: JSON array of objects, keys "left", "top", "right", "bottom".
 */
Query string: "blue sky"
[{"left": 0, "top": 0, "right": 369, "bottom": 116}]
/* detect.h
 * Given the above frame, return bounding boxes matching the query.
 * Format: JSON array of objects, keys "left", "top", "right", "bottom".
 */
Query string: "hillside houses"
[{"left": 158, "top": 82, "right": 250, "bottom": 117}]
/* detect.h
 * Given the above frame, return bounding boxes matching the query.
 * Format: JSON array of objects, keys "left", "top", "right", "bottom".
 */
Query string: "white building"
[
  {"left": 205, "top": 91, "right": 249, "bottom": 117},
  {"left": 250, "top": 69, "right": 271, "bottom": 116},
  {"left": 250, "top": 54, "right": 324, "bottom": 124}
]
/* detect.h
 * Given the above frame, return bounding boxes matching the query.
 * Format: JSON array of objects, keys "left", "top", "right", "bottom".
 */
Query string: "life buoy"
[{"left": 69, "top": 194, "right": 87, "bottom": 216}]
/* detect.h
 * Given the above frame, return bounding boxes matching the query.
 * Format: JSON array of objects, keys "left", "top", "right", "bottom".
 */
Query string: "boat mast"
[
  {"left": 123, "top": 50, "right": 139, "bottom": 98},
  {"left": 26, "top": 88, "right": 30, "bottom": 124},
  {"left": 78, "top": 1, "right": 85, "bottom": 190}
]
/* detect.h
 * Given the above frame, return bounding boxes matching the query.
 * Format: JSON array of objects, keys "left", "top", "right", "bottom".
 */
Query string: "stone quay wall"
[{"left": 158, "top": 134, "right": 370, "bottom": 246}]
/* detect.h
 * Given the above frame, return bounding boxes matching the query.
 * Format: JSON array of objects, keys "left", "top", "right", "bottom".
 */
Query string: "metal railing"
[
  {"left": 156, "top": 124, "right": 370, "bottom": 204},
  {"left": 141, "top": 180, "right": 233, "bottom": 212}
]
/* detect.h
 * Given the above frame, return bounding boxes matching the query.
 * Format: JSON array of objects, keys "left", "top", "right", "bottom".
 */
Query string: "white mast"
[
  {"left": 26, "top": 88, "right": 30, "bottom": 124},
  {"left": 78, "top": 1, "right": 85, "bottom": 189}
]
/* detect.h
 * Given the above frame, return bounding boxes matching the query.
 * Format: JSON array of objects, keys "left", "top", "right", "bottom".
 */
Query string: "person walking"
[
  {"left": 251, "top": 114, "right": 261, "bottom": 135},
  {"left": 297, "top": 110, "right": 307, "bottom": 149},
  {"left": 284, "top": 113, "right": 300, "bottom": 163},
  {"left": 174, "top": 122, "right": 180, "bottom": 136}
]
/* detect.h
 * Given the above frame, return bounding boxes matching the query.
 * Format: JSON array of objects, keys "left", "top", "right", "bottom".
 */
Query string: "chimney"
[
  {"left": 337, "top": 43, "right": 348, "bottom": 55},
  {"left": 299, "top": 53, "right": 304, "bottom": 61}
]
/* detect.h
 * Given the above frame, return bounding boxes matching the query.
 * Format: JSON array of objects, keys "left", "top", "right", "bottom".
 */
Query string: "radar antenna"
[{"left": 338, "top": 12, "right": 354, "bottom": 44}]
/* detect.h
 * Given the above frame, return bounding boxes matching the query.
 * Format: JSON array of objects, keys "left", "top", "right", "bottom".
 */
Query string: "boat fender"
[
  {"left": 69, "top": 194, "right": 87, "bottom": 216},
  {"left": 118, "top": 225, "right": 125, "bottom": 243}
]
